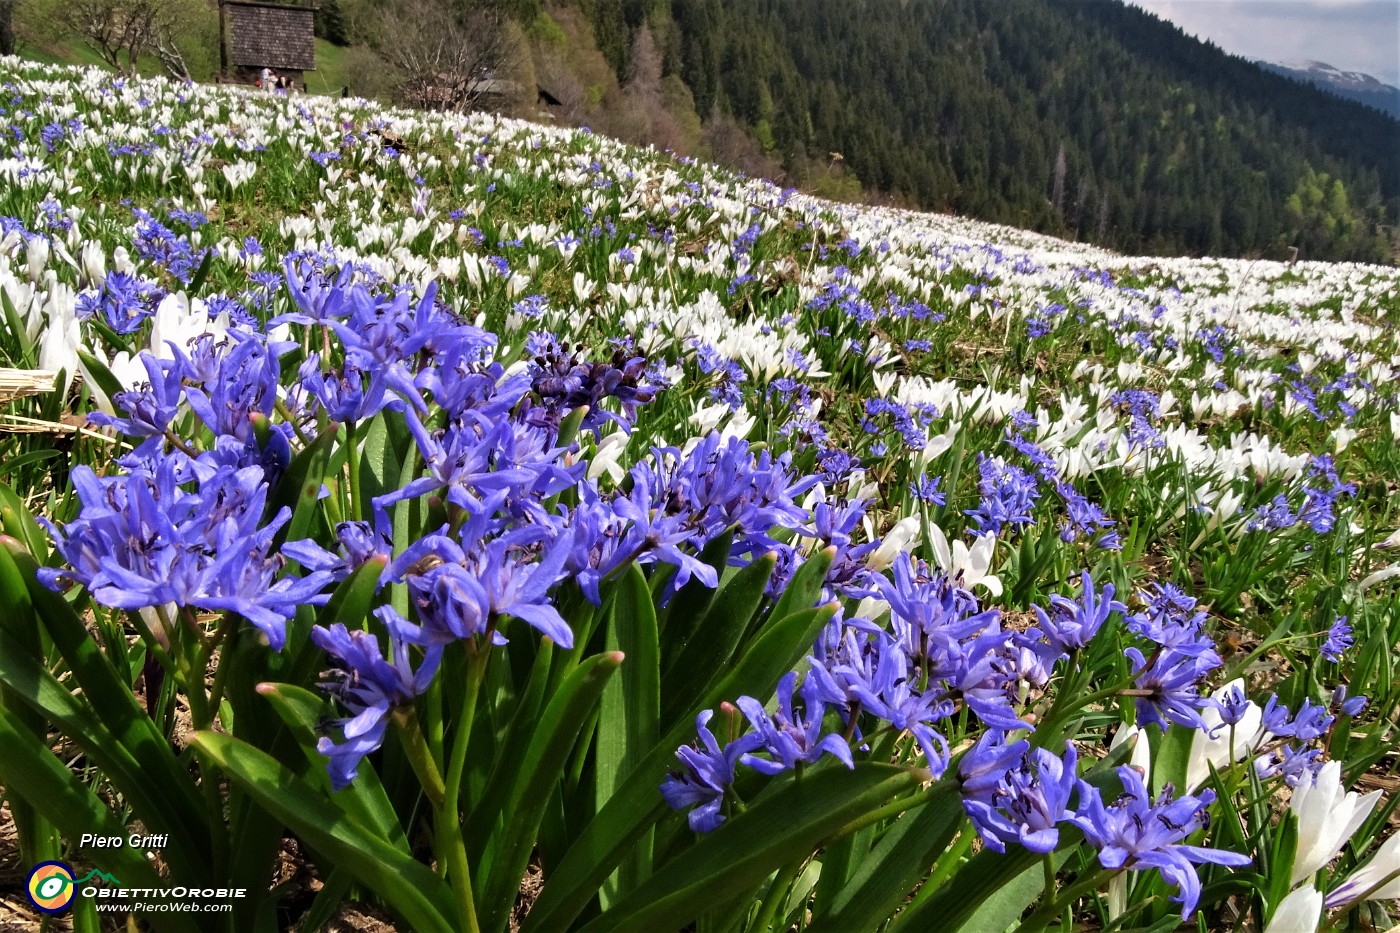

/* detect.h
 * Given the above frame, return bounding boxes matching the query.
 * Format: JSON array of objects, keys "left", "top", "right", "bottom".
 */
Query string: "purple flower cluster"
[
  {"left": 1247, "top": 454, "right": 1355, "bottom": 536},
  {"left": 311, "top": 609, "right": 441, "bottom": 788},
  {"left": 958, "top": 737, "right": 1249, "bottom": 918},
  {"left": 662, "top": 674, "right": 855, "bottom": 833},
  {"left": 966, "top": 453, "right": 1040, "bottom": 535},
  {"left": 39, "top": 458, "right": 332, "bottom": 649},
  {"left": 75, "top": 271, "right": 166, "bottom": 335},
  {"left": 525, "top": 334, "right": 656, "bottom": 436},
  {"left": 1005, "top": 422, "right": 1120, "bottom": 549}
]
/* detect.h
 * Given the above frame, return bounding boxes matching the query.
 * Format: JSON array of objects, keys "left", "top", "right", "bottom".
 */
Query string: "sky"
[{"left": 1128, "top": 0, "right": 1400, "bottom": 87}]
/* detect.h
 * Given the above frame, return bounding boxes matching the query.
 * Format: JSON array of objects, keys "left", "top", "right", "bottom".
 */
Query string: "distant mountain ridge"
[
  {"left": 304, "top": 0, "right": 1400, "bottom": 263},
  {"left": 1257, "top": 60, "right": 1400, "bottom": 121}
]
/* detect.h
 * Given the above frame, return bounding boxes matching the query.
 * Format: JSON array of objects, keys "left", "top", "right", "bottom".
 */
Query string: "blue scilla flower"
[
  {"left": 39, "top": 459, "right": 331, "bottom": 648},
  {"left": 1124, "top": 583, "right": 1216, "bottom": 657},
  {"left": 798, "top": 500, "right": 878, "bottom": 593},
  {"left": 131, "top": 208, "right": 207, "bottom": 284},
  {"left": 312, "top": 608, "right": 442, "bottom": 789},
  {"left": 966, "top": 453, "right": 1040, "bottom": 535},
  {"left": 1071, "top": 767, "right": 1250, "bottom": 918},
  {"left": 1123, "top": 646, "right": 1219, "bottom": 731},
  {"left": 87, "top": 351, "right": 185, "bottom": 438},
  {"left": 962, "top": 740, "right": 1078, "bottom": 855},
  {"left": 75, "top": 271, "right": 165, "bottom": 334},
  {"left": 734, "top": 672, "right": 853, "bottom": 775},
  {"left": 282, "top": 516, "right": 394, "bottom": 583},
  {"left": 297, "top": 355, "right": 403, "bottom": 424},
  {"left": 808, "top": 632, "right": 953, "bottom": 776},
  {"left": 177, "top": 330, "right": 275, "bottom": 430},
  {"left": 526, "top": 335, "right": 657, "bottom": 436},
  {"left": 1320, "top": 616, "right": 1353, "bottom": 662},
  {"left": 871, "top": 554, "right": 999, "bottom": 674},
  {"left": 385, "top": 494, "right": 576, "bottom": 648},
  {"left": 661, "top": 709, "right": 762, "bottom": 833},
  {"left": 1030, "top": 570, "right": 1126, "bottom": 655},
  {"left": 276, "top": 256, "right": 354, "bottom": 326},
  {"left": 372, "top": 410, "right": 552, "bottom": 520}
]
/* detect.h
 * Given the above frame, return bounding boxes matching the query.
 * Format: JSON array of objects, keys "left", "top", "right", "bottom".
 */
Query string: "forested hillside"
[
  {"left": 656, "top": 0, "right": 1399, "bottom": 261},
  {"left": 12, "top": 0, "right": 1398, "bottom": 261}
]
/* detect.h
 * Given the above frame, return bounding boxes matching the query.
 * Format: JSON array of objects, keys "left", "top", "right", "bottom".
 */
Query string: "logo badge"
[{"left": 26, "top": 861, "right": 77, "bottom": 914}]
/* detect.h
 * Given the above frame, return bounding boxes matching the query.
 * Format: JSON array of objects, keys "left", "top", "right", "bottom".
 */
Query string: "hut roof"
[{"left": 226, "top": 1, "right": 317, "bottom": 72}]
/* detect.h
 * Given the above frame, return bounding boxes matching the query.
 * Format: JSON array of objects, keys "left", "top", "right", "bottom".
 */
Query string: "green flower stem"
[
  {"left": 827, "top": 774, "right": 945, "bottom": 841},
  {"left": 155, "top": 603, "right": 213, "bottom": 730},
  {"left": 906, "top": 822, "right": 975, "bottom": 912},
  {"left": 1034, "top": 680, "right": 1135, "bottom": 748},
  {"left": 437, "top": 639, "right": 491, "bottom": 933},
  {"left": 1018, "top": 867, "right": 1117, "bottom": 933},
  {"left": 275, "top": 398, "right": 315, "bottom": 448},
  {"left": 748, "top": 857, "right": 806, "bottom": 933},
  {"left": 391, "top": 441, "right": 424, "bottom": 617},
  {"left": 393, "top": 705, "right": 447, "bottom": 810},
  {"left": 202, "top": 613, "right": 240, "bottom": 720},
  {"left": 344, "top": 417, "right": 362, "bottom": 521}
]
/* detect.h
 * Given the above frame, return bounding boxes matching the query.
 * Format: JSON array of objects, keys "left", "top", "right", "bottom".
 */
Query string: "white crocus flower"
[
  {"left": 25, "top": 235, "right": 48, "bottom": 282},
  {"left": 586, "top": 432, "right": 628, "bottom": 484},
  {"left": 1289, "top": 760, "right": 1380, "bottom": 886},
  {"left": 1265, "top": 885, "right": 1322, "bottom": 933},
  {"left": 79, "top": 240, "right": 105, "bottom": 286},
  {"left": 1186, "top": 679, "right": 1263, "bottom": 791},
  {"left": 1327, "top": 832, "right": 1400, "bottom": 907},
  {"left": 221, "top": 160, "right": 256, "bottom": 191},
  {"left": 928, "top": 524, "right": 1001, "bottom": 597},
  {"left": 37, "top": 279, "right": 80, "bottom": 392},
  {"left": 1357, "top": 563, "right": 1400, "bottom": 592},
  {"left": 867, "top": 515, "right": 921, "bottom": 572},
  {"left": 149, "top": 292, "right": 226, "bottom": 357}
]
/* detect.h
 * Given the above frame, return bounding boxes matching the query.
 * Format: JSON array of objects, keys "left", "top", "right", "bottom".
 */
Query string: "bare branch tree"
[
  {"left": 369, "top": 0, "right": 523, "bottom": 113},
  {"left": 61, "top": 0, "right": 185, "bottom": 77}
]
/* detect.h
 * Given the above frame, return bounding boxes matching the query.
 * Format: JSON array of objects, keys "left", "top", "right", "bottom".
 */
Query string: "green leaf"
[
  {"left": 76, "top": 348, "right": 126, "bottom": 411},
  {"left": 524, "top": 600, "right": 838, "bottom": 933},
  {"left": 191, "top": 731, "right": 456, "bottom": 933},
  {"left": 467, "top": 639, "right": 555, "bottom": 868},
  {"left": 0, "top": 626, "right": 213, "bottom": 880},
  {"left": 658, "top": 530, "right": 733, "bottom": 660},
  {"left": 805, "top": 782, "right": 964, "bottom": 933},
  {"left": 0, "top": 709, "right": 196, "bottom": 933},
  {"left": 0, "top": 532, "right": 59, "bottom": 867},
  {"left": 579, "top": 764, "right": 928, "bottom": 933},
  {"left": 272, "top": 424, "right": 339, "bottom": 546},
  {"left": 357, "top": 411, "right": 405, "bottom": 506},
  {"left": 255, "top": 682, "right": 410, "bottom": 853},
  {"left": 661, "top": 552, "right": 776, "bottom": 729},
  {"left": 0, "top": 482, "right": 53, "bottom": 562},
  {"left": 596, "top": 566, "right": 661, "bottom": 908},
  {"left": 1150, "top": 723, "right": 1193, "bottom": 798},
  {"left": 1, "top": 285, "right": 35, "bottom": 366},
  {"left": 187, "top": 250, "right": 215, "bottom": 298},
  {"left": 480, "top": 651, "right": 625, "bottom": 933},
  {"left": 0, "top": 543, "right": 213, "bottom": 871}
]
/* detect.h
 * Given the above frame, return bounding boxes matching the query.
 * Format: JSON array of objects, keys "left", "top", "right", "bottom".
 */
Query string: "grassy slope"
[{"left": 13, "top": 33, "right": 356, "bottom": 99}]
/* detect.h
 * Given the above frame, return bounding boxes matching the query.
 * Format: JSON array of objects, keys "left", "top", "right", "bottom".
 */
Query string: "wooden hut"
[{"left": 221, "top": 1, "right": 317, "bottom": 88}]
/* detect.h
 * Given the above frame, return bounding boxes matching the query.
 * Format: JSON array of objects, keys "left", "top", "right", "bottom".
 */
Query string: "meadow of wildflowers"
[{"left": 1, "top": 59, "right": 1399, "bottom": 932}]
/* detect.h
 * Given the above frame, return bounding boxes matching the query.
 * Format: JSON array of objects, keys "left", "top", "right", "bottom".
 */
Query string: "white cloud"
[{"left": 1130, "top": 0, "right": 1400, "bottom": 86}]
